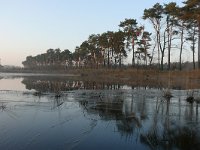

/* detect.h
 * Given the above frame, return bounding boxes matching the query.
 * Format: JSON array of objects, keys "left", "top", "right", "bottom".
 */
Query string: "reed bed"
[{"left": 76, "top": 68, "right": 200, "bottom": 90}]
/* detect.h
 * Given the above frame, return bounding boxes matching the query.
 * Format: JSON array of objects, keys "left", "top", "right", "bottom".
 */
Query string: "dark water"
[{"left": 0, "top": 73, "right": 200, "bottom": 150}]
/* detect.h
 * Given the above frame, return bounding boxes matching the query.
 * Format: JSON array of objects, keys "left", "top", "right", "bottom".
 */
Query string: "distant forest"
[{"left": 22, "top": 0, "right": 200, "bottom": 70}]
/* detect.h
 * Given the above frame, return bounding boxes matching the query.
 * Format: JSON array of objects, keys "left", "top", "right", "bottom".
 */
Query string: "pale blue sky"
[{"left": 0, "top": 0, "right": 183, "bottom": 66}]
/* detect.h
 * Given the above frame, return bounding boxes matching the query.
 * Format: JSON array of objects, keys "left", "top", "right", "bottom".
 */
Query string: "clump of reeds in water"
[
  {"left": 195, "top": 97, "right": 200, "bottom": 104},
  {"left": 33, "top": 91, "right": 42, "bottom": 96},
  {"left": 186, "top": 96, "right": 194, "bottom": 104},
  {"left": 186, "top": 90, "right": 195, "bottom": 104},
  {"left": 0, "top": 103, "right": 6, "bottom": 111},
  {"left": 185, "top": 90, "right": 200, "bottom": 104},
  {"left": 55, "top": 91, "right": 62, "bottom": 98},
  {"left": 163, "top": 89, "right": 173, "bottom": 100}
]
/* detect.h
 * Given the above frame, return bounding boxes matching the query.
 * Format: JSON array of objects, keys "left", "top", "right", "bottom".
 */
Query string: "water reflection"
[
  {"left": 0, "top": 78, "right": 27, "bottom": 91},
  {"left": 76, "top": 89, "right": 200, "bottom": 149},
  {"left": 0, "top": 75, "right": 200, "bottom": 149},
  {"left": 21, "top": 76, "right": 124, "bottom": 92}
]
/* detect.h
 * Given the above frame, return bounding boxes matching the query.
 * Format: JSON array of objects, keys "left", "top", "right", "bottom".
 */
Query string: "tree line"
[{"left": 23, "top": 0, "right": 200, "bottom": 70}]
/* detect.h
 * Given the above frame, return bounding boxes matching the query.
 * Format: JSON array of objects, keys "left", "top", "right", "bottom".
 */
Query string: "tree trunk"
[
  {"left": 167, "top": 16, "right": 171, "bottom": 70},
  {"left": 198, "top": 22, "right": 200, "bottom": 69},
  {"left": 168, "top": 28, "right": 172, "bottom": 70},
  {"left": 159, "top": 28, "right": 166, "bottom": 71},
  {"left": 119, "top": 51, "right": 122, "bottom": 68},
  {"left": 132, "top": 43, "right": 135, "bottom": 66},
  {"left": 107, "top": 48, "right": 110, "bottom": 67},
  {"left": 161, "top": 51, "right": 164, "bottom": 70},
  {"left": 179, "top": 25, "right": 184, "bottom": 71},
  {"left": 193, "top": 47, "right": 195, "bottom": 70},
  {"left": 145, "top": 52, "right": 147, "bottom": 67},
  {"left": 193, "top": 25, "right": 196, "bottom": 70},
  {"left": 103, "top": 51, "right": 106, "bottom": 67},
  {"left": 157, "top": 31, "right": 160, "bottom": 69}
]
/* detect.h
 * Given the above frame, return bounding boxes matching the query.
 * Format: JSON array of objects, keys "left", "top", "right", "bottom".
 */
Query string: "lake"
[{"left": 0, "top": 73, "right": 200, "bottom": 150}]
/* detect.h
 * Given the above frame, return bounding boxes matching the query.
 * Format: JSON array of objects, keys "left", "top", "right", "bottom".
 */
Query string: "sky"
[{"left": 0, "top": 0, "right": 184, "bottom": 66}]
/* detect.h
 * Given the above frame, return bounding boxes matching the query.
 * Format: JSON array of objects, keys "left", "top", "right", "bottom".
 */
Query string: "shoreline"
[{"left": 1, "top": 68, "right": 200, "bottom": 90}]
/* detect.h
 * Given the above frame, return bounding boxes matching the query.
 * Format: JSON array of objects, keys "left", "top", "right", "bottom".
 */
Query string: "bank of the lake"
[{"left": 1, "top": 68, "right": 200, "bottom": 90}]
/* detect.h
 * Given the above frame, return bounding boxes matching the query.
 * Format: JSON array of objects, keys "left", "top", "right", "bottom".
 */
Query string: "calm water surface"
[{"left": 0, "top": 73, "right": 200, "bottom": 150}]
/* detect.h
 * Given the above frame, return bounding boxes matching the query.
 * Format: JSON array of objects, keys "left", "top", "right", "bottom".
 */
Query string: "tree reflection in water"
[
  {"left": 140, "top": 96, "right": 200, "bottom": 150},
  {"left": 22, "top": 76, "right": 123, "bottom": 93},
  {"left": 20, "top": 76, "right": 200, "bottom": 149}
]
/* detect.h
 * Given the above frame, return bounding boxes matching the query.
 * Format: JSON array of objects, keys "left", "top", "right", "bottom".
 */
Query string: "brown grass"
[
  {"left": 2, "top": 67, "right": 200, "bottom": 90},
  {"left": 72, "top": 68, "right": 200, "bottom": 90}
]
